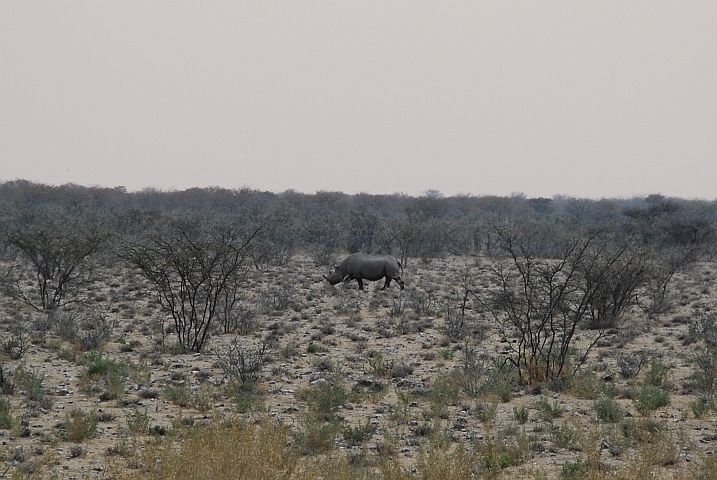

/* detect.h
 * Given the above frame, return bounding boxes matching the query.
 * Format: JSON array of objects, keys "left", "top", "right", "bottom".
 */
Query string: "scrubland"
[
  {"left": 2, "top": 254, "right": 717, "bottom": 480},
  {"left": 1, "top": 182, "right": 717, "bottom": 479}
]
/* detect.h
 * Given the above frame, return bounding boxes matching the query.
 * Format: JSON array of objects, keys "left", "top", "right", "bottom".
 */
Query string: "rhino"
[{"left": 324, "top": 253, "right": 405, "bottom": 291}]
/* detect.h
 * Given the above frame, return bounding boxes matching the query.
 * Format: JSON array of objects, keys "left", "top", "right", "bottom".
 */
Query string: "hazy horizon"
[
  {"left": 2, "top": 2, "right": 715, "bottom": 200},
  {"left": 1, "top": 178, "right": 715, "bottom": 204}
]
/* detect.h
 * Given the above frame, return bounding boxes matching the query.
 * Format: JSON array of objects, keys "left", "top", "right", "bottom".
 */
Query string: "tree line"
[{"left": 1, "top": 180, "right": 714, "bottom": 266}]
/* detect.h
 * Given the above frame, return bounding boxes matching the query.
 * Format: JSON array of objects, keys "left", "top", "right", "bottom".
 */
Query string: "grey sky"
[{"left": 1, "top": 2, "right": 715, "bottom": 199}]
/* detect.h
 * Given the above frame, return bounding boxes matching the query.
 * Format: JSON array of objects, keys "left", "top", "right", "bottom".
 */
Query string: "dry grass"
[
  {"left": 119, "top": 419, "right": 299, "bottom": 480},
  {"left": 112, "top": 415, "right": 712, "bottom": 480}
]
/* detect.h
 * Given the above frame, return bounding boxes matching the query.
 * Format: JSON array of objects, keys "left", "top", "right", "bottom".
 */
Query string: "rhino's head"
[{"left": 323, "top": 265, "right": 344, "bottom": 285}]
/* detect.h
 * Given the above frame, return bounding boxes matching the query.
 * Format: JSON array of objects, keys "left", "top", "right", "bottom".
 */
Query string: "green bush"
[
  {"left": 535, "top": 397, "right": 565, "bottom": 422},
  {"left": 561, "top": 457, "right": 589, "bottom": 479},
  {"left": 83, "top": 350, "right": 116, "bottom": 377},
  {"left": 429, "top": 376, "right": 460, "bottom": 418},
  {"left": 342, "top": 421, "right": 376, "bottom": 446},
  {"left": 481, "top": 359, "right": 519, "bottom": 402},
  {"left": 690, "top": 395, "right": 716, "bottom": 419},
  {"left": 14, "top": 364, "right": 46, "bottom": 401},
  {"left": 127, "top": 406, "right": 150, "bottom": 434},
  {"left": 498, "top": 452, "right": 513, "bottom": 469},
  {"left": 551, "top": 423, "right": 578, "bottom": 449},
  {"left": 595, "top": 397, "right": 624, "bottom": 423},
  {"left": 475, "top": 400, "right": 498, "bottom": 424},
  {"left": 296, "top": 379, "right": 347, "bottom": 422},
  {"left": 644, "top": 358, "right": 670, "bottom": 388},
  {"left": 0, "top": 397, "right": 13, "bottom": 429},
  {"left": 164, "top": 385, "right": 192, "bottom": 408},
  {"left": 81, "top": 351, "right": 129, "bottom": 400},
  {"left": 569, "top": 371, "right": 603, "bottom": 400},
  {"left": 633, "top": 385, "right": 670, "bottom": 414},
  {"left": 59, "top": 408, "right": 98, "bottom": 442},
  {"left": 104, "top": 368, "right": 126, "bottom": 400},
  {"left": 513, "top": 405, "right": 529, "bottom": 424},
  {"left": 233, "top": 382, "right": 263, "bottom": 413},
  {"left": 292, "top": 417, "right": 341, "bottom": 456},
  {"left": 439, "top": 348, "right": 454, "bottom": 360},
  {"left": 482, "top": 450, "right": 514, "bottom": 471}
]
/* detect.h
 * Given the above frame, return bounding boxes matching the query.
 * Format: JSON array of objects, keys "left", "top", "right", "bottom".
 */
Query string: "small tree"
[
  {"left": 251, "top": 201, "right": 301, "bottom": 268},
  {"left": 215, "top": 337, "right": 269, "bottom": 384},
  {"left": 347, "top": 206, "right": 379, "bottom": 253},
  {"left": 639, "top": 244, "right": 699, "bottom": 316},
  {"left": 121, "top": 219, "right": 258, "bottom": 353},
  {"left": 303, "top": 215, "right": 343, "bottom": 266},
  {"left": 2, "top": 219, "right": 109, "bottom": 310},
  {"left": 478, "top": 228, "right": 646, "bottom": 384},
  {"left": 582, "top": 241, "right": 648, "bottom": 329}
]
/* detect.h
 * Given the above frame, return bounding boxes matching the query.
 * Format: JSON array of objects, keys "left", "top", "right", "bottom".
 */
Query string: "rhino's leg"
[
  {"left": 356, "top": 278, "right": 364, "bottom": 291},
  {"left": 381, "top": 278, "right": 391, "bottom": 290}
]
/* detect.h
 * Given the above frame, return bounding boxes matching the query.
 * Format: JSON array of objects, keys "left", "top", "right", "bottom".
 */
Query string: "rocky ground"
[{"left": 1, "top": 254, "right": 717, "bottom": 479}]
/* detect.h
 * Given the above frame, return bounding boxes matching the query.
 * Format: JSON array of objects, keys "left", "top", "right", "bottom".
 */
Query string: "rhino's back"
[{"left": 342, "top": 253, "right": 399, "bottom": 280}]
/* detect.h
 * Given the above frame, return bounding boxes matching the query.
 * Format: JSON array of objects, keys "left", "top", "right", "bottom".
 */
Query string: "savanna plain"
[{"left": 1, "top": 182, "right": 717, "bottom": 480}]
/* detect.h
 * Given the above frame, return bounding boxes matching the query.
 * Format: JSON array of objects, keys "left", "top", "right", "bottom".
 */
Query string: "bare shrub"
[
  {"left": 50, "top": 309, "right": 81, "bottom": 342},
  {"left": 215, "top": 338, "right": 269, "bottom": 384},
  {"left": 219, "top": 302, "right": 257, "bottom": 335},
  {"left": 390, "top": 363, "right": 414, "bottom": 378},
  {"left": 79, "top": 309, "right": 117, "bottom": 351},
  {"left": 686, "top": 349, "right": 717, "bottom": 395},
  {"left": 440, "top": 300, "right": 488, "bottom": 343},
  {"left": 30, "top": 311, "right": 53, "bottom": 335},
  {"left": 121, "top": 219, "right": 258, "bottom": 353},
  {"left": 453, "top": 345, "right": 490, "bottom": 397},
  {"left": 2, "top": 217, "right": 110, "bottom": 310},
  {"left": 476, "top": 228, "right": 646, "bottom": 383},
  {"left": 0, "top": 362, "right": 14, "bottom": 395},
  {"left": 616, "top": 351, "right": 649, "bottom": 379},
  {"left": 333, "top": 290, "right": 364, "bottom": 314},
  {"left": 1, "top": 324, "right": 32, "bottom": 360},
  {"left": 388, "top": 290, "right": 406, "bottom": 317},
  {"left": 409, "top": 290, "right": 437, "bottom": 317},
  {"left": 584, "top": 246, "right": 649, "bottom": 330},
  {"left": 367, "top": 351, "right": 395, "bottom": 378},
  {"left": 639, "top": 247, "right": 699, "bottom": 317},
  {"left": 257, "top": 284, "right": 295, "bottom": 313},
  {"left": 689, "top": 312, "right": 717, "bottom": 346}
]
